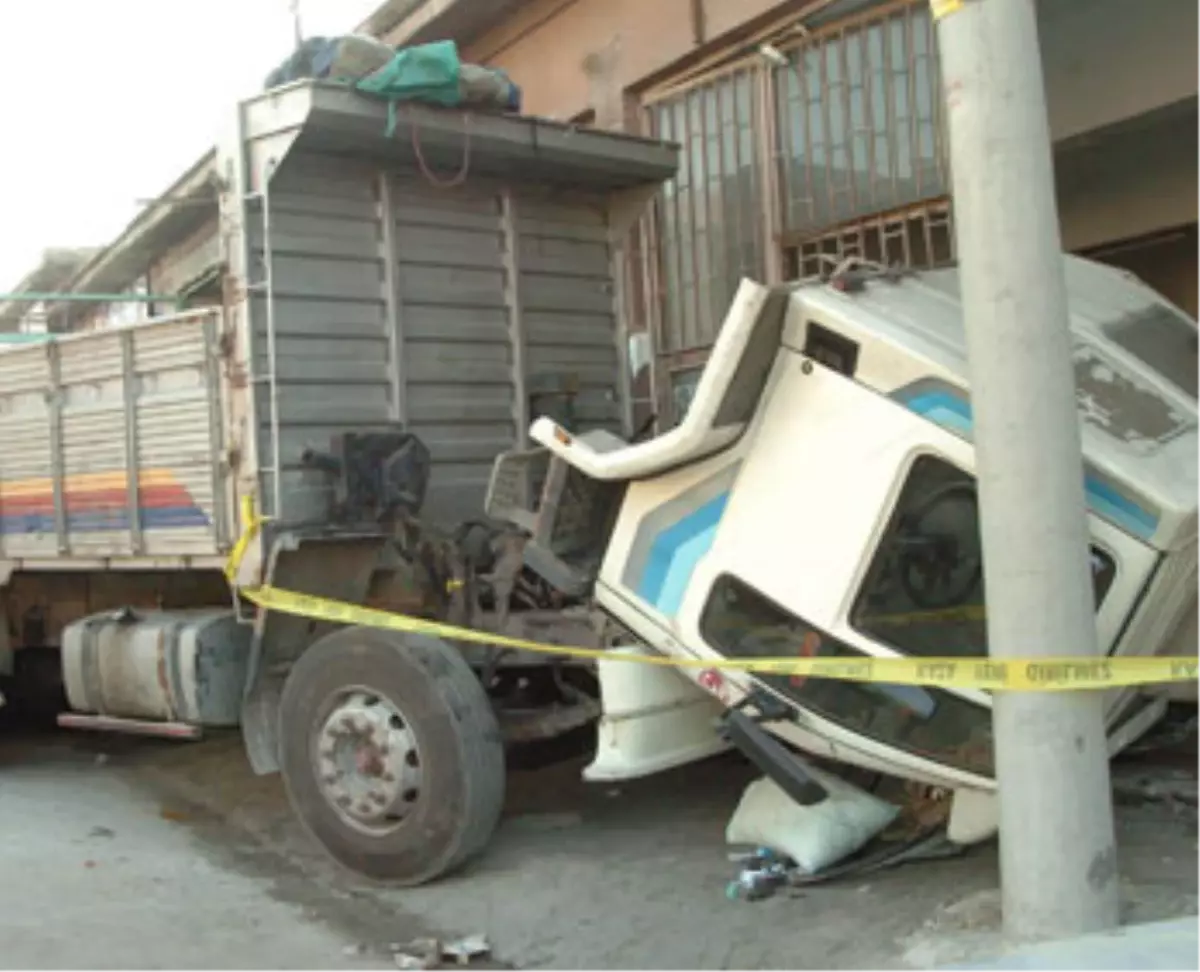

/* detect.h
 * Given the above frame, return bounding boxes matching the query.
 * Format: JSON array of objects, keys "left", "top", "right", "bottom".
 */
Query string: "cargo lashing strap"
[{"left": 224, "top": 497, "right": 1199, "bottom": 692}]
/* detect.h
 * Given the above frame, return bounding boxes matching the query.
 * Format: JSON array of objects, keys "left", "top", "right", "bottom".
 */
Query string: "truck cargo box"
[{"left": 0, "top": 82, "right": 679, "bottom": 573}]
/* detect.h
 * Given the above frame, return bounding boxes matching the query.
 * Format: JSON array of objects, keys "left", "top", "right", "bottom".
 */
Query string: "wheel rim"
[{"left": 312, "top": 688, "right": 423, "bottom": 834}]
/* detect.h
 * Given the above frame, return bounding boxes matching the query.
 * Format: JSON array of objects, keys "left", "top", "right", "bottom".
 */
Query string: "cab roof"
[{"left": 792, "top": 255, "right": 1198, "bottom": 550}]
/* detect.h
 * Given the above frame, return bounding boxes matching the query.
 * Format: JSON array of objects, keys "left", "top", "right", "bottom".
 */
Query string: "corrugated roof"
[
  {"left": 0, "top": 247, "right": 102, "bottom": 332},
  {"left": 53, "top": 150, "right": 220, "bottom": 331}
]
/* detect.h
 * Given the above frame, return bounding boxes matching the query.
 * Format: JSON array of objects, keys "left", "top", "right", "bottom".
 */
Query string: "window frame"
[
  {"left": 699, "top": 570, "right": 996, "bottom": 777},
  {"left": 844, "top": 448, "right": 1147, "bottom": 665}
]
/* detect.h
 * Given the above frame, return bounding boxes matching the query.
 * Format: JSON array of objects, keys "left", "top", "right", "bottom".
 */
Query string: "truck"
[
  {"left": 1, "top": 79, "right": 1195, "bottom": 886},
  {"left": 495, "top": 259, "right": 1197, "bottom": 855},
  {"left": 0, "top": 80, "right": 673, "bottom": 881}
]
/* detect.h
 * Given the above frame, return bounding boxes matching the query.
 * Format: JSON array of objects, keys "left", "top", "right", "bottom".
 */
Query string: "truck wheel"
[{"left": 277, "top": 626, "right": 505, "bottom": 885}]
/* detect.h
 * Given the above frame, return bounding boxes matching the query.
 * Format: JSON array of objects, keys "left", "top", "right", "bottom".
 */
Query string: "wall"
[
  {"left": 146, "top": 215, "right": 221, "bottom": 303},
  {"left": 1088, "top": 227, "right": 1199, "bottom": 320},
  {"left": 462, "top": 0, "right": 1198, "bottom": 141},
  {"left": 461, "top": 0, "right": 793, "bottom": 127},
  {"left": 1039, "top": 0, "right": 1198, "bottom": 141},
  {"left": 1056, "top": 108, "right": 1198, "bottom": 255}
]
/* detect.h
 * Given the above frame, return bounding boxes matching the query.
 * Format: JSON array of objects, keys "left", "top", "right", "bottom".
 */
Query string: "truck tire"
[{"left": 277, "top": 626, "right": 505, "bottom": 885}]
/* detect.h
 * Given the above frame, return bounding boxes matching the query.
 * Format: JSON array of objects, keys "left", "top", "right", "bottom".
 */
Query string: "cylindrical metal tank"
[{"left": 62, "top": 609, "right": 251, "bottom": 727}]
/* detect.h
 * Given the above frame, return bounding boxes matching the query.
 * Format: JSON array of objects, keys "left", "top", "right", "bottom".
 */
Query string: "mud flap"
[
  {"left": 583, "top": 645, "right": 731, "bottom": 782},
  {"left": 240, "top": 532, "right": 388, "bottom": 775}
]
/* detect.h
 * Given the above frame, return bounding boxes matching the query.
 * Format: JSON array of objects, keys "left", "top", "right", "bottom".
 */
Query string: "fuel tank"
[{"left": 62, "top": 609, "right": 250, "bottom": 727}]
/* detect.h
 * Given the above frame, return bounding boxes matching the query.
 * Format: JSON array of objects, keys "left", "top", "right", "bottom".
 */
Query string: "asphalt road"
[{"left": 0, "top": 728, "right": 1196, "bottom": 970}]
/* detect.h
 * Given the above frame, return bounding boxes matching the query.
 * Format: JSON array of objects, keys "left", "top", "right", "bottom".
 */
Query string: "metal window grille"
[
  {"left": 645, "top": 67, "right": 768, "bottom": 360},
  {"left": 645, "top": 0, "right": 948, "bottom": 363},
  {"left": 786, "top": 197, "right": 955, "bottom": 277},
  {"left": 774, "top": 0, "right": 947, "bottom": 236}
]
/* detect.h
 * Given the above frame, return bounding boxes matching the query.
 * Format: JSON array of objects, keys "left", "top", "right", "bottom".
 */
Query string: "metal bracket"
[{"left": 721, "top": 707, "right": 827, "bottom": 807}]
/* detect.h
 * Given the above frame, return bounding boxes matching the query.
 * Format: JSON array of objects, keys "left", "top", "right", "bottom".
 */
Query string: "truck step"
[
  {"left": 56, "top": 713, "right": 203, "bottom": 740},
  {"left": 721, "top": 707, "right": 827, "bottom": 806}
]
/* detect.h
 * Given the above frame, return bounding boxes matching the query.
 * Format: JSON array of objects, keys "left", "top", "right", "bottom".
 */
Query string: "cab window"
[
  {"left": 850, "top": 455, "right": 1116, "bottom": 659},
  {"left": 700, "top": 575, "right": 995, "bottom": 776}
]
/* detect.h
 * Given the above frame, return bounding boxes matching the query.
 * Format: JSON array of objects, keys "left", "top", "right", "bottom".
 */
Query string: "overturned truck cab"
[{"left": 493, "top": 255, "right": 1198, "bottom": 850}]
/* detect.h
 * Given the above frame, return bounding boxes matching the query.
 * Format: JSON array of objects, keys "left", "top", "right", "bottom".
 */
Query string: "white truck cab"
[{"left": 490, "top": 254, "right": 1197, "bottom": 844}]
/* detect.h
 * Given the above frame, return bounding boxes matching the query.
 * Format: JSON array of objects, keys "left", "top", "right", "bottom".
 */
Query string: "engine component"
[{"left": 303, "top": 430, "right": 431, "bottom": 525}]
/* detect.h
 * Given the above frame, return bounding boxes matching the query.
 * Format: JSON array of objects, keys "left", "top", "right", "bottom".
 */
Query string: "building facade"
[
  {"left": 362, "top": 0, "right": 1198, "bottom": 424},
  {"left": 5, "top": 0, "right": 1193, "bottom": 427}
]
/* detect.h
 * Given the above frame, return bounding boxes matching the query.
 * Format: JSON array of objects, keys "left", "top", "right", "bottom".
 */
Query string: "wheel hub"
[{"left": 314, "top": 690, "right": 422, "bottom": 831}]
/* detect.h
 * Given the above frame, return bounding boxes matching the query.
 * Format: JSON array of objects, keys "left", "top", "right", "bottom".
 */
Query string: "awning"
[{"left": 242, "top": 80, "right": 680, "bottom": 192}]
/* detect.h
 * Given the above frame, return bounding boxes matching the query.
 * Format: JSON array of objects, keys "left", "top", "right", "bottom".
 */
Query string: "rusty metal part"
[
  {"left": 314, "top": 688, "right": 422, "bottom": 833},
  {"left": 496, "top": 695, "right": 602, "bottom": 744}
]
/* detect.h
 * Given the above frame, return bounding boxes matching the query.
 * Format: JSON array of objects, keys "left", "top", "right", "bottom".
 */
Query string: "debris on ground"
[
  {"left": 725, "top": 770, "right": 899, "bottom": 874},
  {"left": 724, "top": 822, "right": 968, "bottom": 901},
  {"left": 721, "top": 765, "right": 967, "bottom": 900},
  {"left": 1111, "top": 709, "right": 1199, "bottom": 815},
  {"left": 442, "top": 934, "right": 491, "bottom": 965},
  {"left": 725, "top": 848, "right": 800, "bottom": 901},
  {"left": 390, "top": 935, "right": 491, "bottom": 970},
  {"left": 391, "top": 938, "right": 441, "bottom": 971}
]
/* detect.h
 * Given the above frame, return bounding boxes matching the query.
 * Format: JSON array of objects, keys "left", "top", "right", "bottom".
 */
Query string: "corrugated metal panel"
[
  {"left": 58, "top": 332, "right": 128, "bottom": 555},
  {"left": 0, "top": 311, "right": 225, "bottom": 561},
  {"left": 0, "top": 344, "right": 55, "bottom": 558},
  {"left": 248, "top": 154, "right": 393, "bottom": 526},
  {"left": 249, "top": 153, "right": 627, "bottom": 529},
  {"left": 131, "top": 319, "right": 225, "bottom": 556},
  {"left": 515, "top": 193, "right": 622, "bottom": 432},
  {"left": 390, "top": 174, "right": 510, "bottom": 525}
]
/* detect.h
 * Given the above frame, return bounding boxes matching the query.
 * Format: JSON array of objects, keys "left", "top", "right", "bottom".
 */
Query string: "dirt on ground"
[{"left": 3, "top": 723, "right": 1192, "bottom": 971}]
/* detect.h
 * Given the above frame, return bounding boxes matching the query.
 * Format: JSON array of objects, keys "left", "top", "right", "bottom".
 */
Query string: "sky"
[{"left": 0, "top": 0, "right": 382, "bottom": 289}]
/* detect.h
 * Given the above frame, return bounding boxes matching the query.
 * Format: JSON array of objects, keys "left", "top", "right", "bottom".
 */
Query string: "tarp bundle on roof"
[{"left": 264, "top": 37, "right": 521, "bottom": 116}]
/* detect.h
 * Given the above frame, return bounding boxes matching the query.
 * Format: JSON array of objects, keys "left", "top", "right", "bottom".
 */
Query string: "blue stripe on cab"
[
  {"left": 899, "top": 388, "right": 1159, "bottom": 541},
  {"left": 637, "top": 492, "right": 729, "bottom": 617},
  {"left": 1082, "top": 474, "right": 1159, "bottom": 539}
]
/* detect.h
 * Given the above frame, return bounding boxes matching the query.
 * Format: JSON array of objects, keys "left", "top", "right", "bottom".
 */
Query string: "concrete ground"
[
  {"left": 953, "top": 917, "right": 1198, "bottom": 970},
  {"left": 0, "top": 738, "right": 391, "bottom": 970},
  {"left": 0, "top": 727, "right": 1196, "bottom": 970}
]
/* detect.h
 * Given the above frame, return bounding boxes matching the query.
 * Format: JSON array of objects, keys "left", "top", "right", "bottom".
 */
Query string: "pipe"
[{"left": 0, "top": 292, "right": 178, "bottom": 304}]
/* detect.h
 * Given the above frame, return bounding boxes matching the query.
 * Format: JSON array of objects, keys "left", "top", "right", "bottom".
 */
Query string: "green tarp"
[{"left": 354, "top": 40, "right": 464, "bottom": 136}]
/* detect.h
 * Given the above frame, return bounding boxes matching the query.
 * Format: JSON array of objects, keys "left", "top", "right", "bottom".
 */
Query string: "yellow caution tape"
[
  {"left": 930, "top": 0, "right": 964, "bottom": 21},
  {"left": 226, "top": 497, "right": 1198, "bottom": 693}
]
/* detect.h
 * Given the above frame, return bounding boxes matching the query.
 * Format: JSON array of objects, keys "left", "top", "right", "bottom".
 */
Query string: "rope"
[{"left": 409, "top": 107, "right": 473, "bottom": 190}]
